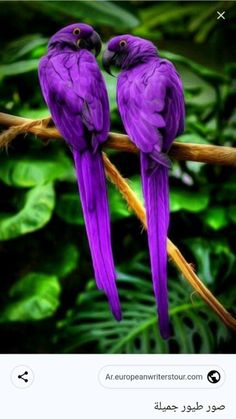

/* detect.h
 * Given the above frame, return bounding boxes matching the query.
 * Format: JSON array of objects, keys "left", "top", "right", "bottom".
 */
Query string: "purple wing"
[
  {"left": 39, "top": 50, "right": 110, "bottom": 150},
  {"left": 117, "top": 58, "right": 185, "bottom": 338},
  {"left": 39, "top": 50, "right": 121, "bottom": 320},
  {"left": 117, "top": 58, "right": 185, "bottom": 153}
]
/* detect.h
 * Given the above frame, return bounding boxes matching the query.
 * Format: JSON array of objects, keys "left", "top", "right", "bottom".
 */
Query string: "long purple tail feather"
[
  {"left": 141, "top": 152, "right": 170, "bottom": 339},
  {"left": 73, "top": 149, "right": 122, "bottom": 321}
]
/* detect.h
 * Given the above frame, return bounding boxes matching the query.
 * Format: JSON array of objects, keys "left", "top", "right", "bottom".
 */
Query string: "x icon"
[{"left": 217, "top": 11, "right": 226, "bottom": 20}]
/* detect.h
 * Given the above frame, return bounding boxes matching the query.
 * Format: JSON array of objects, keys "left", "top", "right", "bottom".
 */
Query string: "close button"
[{"left": 217, "top": 11, "right": 226, "bottom": 20}]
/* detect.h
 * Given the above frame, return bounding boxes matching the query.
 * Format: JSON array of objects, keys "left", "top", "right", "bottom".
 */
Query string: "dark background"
[{"left": 0, "top": 1, "right": 236, "bottom": 353}]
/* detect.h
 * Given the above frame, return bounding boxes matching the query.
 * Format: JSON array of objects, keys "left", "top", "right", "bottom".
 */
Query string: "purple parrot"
[
  {"left": 38, "top": 23, "right": 121, "bottom": 321},
  {"left": 103, "top": 35, "right": 185, "bottom": 338}
]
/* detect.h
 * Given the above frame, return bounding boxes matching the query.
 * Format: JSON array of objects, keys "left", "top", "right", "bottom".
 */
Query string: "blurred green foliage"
[{"left": 0, "top": 1, "right": 235, "bottom": 354}]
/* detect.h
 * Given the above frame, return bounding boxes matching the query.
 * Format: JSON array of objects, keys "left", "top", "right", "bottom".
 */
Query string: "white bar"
[{"left": 0, "top": 355, "right": 234, "bottom": 419}]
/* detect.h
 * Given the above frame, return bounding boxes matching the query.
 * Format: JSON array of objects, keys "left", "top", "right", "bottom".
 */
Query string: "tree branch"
[{"left": 1, "top": 112, "right": 236, "bottom": 167}]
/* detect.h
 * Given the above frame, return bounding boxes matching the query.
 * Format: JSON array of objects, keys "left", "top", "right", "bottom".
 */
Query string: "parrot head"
[
  {"left": 103, "top": 35, "right": 158, "bottom": 74},
  {"left": 48, "top": 23, "right": 102, "bottom": 56}
]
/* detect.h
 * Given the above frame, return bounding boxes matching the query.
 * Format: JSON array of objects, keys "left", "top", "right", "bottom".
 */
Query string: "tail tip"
[
  {"left": 112, "top": 307, "right": 122, "bottom": 322},
  {"left": 159, "top": 323, "right": 170, "bottom": 340},
  {"left": 158, "top": 311, "right": 170, "bottom": 339},
  {"left": 161, "top": 330, "right": 170, "bottom": 340}
]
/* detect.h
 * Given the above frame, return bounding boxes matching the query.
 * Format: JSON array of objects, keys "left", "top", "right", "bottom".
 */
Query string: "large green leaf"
[
  {"left": 2, "top": 35, "right": 47, "bottom": 63},
  {"left": 179, "top": 65, "right": 216, "bottom": 107},
  {"left": 42, "top": 244, "right": 79, "bottom": 278},
  {"left": 0, "top": 272, "right": 61, "bottom": 322},
  {"left": 0, "top": 183, "right": 55, "bottom": 240},
  {"left": 0, "top": 59, "right": 39, "bottom": 80},
  {"left": 28, "top": 1, "right": 139, "bottom": 29},
  {"left": 56, "top": 266, "right": 231, "bottom": 354},
  {"left": 170, "top": 189, "right": 209, "bottom": 213},
  {"left": 0, "top": 152, "right": 73, "bottom": 188}
]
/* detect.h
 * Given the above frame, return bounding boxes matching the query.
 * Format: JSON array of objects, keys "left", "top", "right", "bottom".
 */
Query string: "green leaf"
[
  {"left": 42, "top": 244, "right": 79, "bottom": 278},
  {"left": 186, "top": 115, "right": 214, "bottom": 136},
  {"left": 56, "top": 264, "right": 232, "bottom": 354},
  {"left": 176, "top": 133, "right": 209, "bottom": 145},
  {"left": 108, "top": 186, "right": 131, "bottom": 220},
  {"left": 205, "top": 207, "right": 228, "bottom": 230},
  {"left": 0, "top": 183, "right": 55, "bottom": 240},
  {"left": 56, "top": 193, "right": 84, "bottom": 226},
  {"left": 185, "top": 238, "right": 235, "bottom": 284},
  {"left": 186, "top": 239, "right": 214, "bottom": 284},
  {"left": 2, "top": 35, "right": 47, "bottom": 62},
  {"left": 177, "top": 65, "right": 216, "bottom": 108},
  {"left": 188, "top": 2, "right": 219, "bottom": 35},
  {"left": 0, "top": 59, "right": 39, "bottom": 80},
  {"left": 18, "top": 107, "right": 50, "bottom": 120},
  {"left": 170, "top": 189, "right": 209, "bottom": 213},
  {"left": 194, "top": 18, "right": 216, "bottom": 44},
  {"left": 108, "top": 176, "right": 143, "bottom": 220},
  {"left": 139, "top": 3, "right": 201, "bottom": 29},
  {"left": 129, "top": 176, "right": 143, "bottom": 202},
  {"left": 28, "top": 1, "right": 139, "bottom": 29},
  {"left": 161, "top": 50, "right": 228, "bottom": 85},
  {"left": 0, "top": 152, "right": 73, "bottom": 188},
  {"left": 186, "top": 161, "right": 205, "bottom": 174},
  {"left": 0, "top": 273, "right": 61, "bottom": 322}
]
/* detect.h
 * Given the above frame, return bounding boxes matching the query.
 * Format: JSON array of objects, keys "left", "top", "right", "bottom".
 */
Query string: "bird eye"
[
  {"left": 73, "top": 28, "right": 81, "bottom": 36},
  {"left": 119, "top": 40, "right": 127, "bottom": 47}
]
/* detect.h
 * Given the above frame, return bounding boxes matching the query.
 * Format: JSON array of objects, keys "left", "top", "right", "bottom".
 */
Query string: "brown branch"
[
  {"left": 1, "top": 112, "right": 236, "bottom": 167},
  {"left": 103, "top": 153, "right": 236, "bottom": 332},
  {"left": 0, "top": 112, "right": 236, "bottom": 331},
  {"left": 0, "top": 119, "right": 47, "bottom": 148},
  {"left": 109, "top": 134, "right": 236, "bottom": 168}
]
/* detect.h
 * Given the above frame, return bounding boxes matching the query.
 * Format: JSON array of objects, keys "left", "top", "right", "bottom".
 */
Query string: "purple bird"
[
  {"left": 38, "top": 23, "right": 121, "bottom": 321},
  {"left": 103, "top": 35, "right": 185, "bottom": 338}
]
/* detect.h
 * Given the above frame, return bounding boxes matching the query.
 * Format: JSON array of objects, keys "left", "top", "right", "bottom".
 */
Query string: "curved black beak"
[
  {"left": 79, "top": 31, "right": 101, "bottom": 57},
  {"left": 90, "top": 31, "right": 102, "bottom": 57},
  {"left": 102, "top": 49, "right": 116, "bottom": 76}
]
